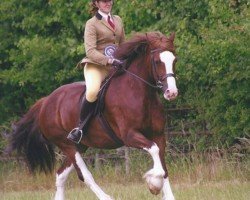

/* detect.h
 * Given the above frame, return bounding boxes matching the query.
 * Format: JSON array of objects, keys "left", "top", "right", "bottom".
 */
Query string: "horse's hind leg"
[
  {"left": 59, "top": 145, "right": 113, "bottom": 200},
  {"left": 152, "top": 135, "right": 175, "bottom": 200},
  {"left": 73, "top": 152, "right": 113, "bottom": 200},
  {"left": 55, "top": 157, "right": 74, "bottom": 200}
]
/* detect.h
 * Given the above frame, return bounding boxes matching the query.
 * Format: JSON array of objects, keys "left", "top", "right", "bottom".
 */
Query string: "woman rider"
[{"left": 67, "top": 0, "right": 125, "bottom": 143}]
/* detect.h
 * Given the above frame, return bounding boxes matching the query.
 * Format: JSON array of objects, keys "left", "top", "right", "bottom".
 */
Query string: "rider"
[{"left": 67, "top": 0, "right": 125, "bottom": 143}]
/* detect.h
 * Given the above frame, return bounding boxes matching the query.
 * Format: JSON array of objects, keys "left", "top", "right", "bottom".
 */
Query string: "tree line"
[{"left": 0, "top": 0, "right": 249, "bottom": 148}]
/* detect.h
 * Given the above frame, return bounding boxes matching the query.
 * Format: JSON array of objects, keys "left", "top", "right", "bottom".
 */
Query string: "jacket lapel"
[{"left": 96, "top": 12, "right": 115, "bottom": 32}]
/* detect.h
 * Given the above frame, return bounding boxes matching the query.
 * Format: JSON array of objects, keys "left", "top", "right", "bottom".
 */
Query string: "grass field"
[
  {"left": 1, "top": 180, "right": 250, "bottom": 200},
  {"left": 1, "top": 150, "right": 249, "bottom": 200}
]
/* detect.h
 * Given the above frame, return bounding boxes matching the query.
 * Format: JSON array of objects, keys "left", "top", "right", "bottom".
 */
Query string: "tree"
[{"left": 0, "top": 0, "right": 249, "bottom": 148}]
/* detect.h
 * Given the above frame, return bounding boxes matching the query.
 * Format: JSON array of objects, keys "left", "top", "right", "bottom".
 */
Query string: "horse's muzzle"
[{"left": 164, "top": 88, "right": 178, "bottom": 101}]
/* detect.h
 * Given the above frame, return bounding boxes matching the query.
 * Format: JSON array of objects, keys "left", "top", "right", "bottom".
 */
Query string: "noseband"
[{"left": 122, "top": 48, "right": 175, "bottom": 90}]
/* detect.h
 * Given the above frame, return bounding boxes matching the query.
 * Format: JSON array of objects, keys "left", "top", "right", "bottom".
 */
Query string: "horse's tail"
[{"left": 6, "top": 97, "right": 55, "bottom": 174}]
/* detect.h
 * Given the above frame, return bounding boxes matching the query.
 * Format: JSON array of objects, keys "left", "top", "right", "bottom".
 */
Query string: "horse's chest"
[{"left": 130, "top": 104, "right": 165, "bottom": 132}]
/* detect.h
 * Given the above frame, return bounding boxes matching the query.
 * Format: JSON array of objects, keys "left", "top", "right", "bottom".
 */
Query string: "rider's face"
[{"left": 96, "top": 0, "right": 113, "bottom": 14}]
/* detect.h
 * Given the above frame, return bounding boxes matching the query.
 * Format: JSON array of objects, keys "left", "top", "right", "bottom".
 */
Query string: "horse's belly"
[{"left": 82, "top": 119, "right": 122, "bottom": 149}]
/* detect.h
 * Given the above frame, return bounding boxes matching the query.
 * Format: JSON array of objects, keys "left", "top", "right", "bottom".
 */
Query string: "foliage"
[
  {"left": 174, "top": 0, "right": 250, "bottom": 146},
  {"left": 0, "top": 0, "right": 249, "bottom": 148}
]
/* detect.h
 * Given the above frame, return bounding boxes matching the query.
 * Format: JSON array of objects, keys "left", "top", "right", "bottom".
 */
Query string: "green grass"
[
  {"left": 1, "top": 150, "right": 249, "bottom": 200},
  {"left": 1, "top": 181, "right": 250, "bottom": 200}
]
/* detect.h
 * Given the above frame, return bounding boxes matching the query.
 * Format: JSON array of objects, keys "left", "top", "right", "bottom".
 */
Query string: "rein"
[
  {"left": 121, "top": 49, "right": 175, "bottom": 90},
  {"left": 122, "top": 68, "right": 161, "bottom": 89}
]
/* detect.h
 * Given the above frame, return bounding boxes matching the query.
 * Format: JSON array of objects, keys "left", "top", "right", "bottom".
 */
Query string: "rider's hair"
[
  {"left": 90, "top": 0, "right": 98, "bottom": 15},
  {"left": 90, "top": 0, "right": 114, "bottom": 15}
]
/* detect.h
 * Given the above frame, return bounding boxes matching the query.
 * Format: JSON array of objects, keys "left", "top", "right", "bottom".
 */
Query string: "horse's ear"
[{"left": 169, "top": 32, "right": 175, "bottom": 41}]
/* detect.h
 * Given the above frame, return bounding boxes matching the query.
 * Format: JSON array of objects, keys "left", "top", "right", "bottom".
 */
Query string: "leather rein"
[{"left": 121, "top": 48, "right": 176, "bottom": 90}]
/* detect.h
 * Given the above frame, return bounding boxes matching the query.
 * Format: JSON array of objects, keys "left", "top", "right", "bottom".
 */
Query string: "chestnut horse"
[{"left": 7, "top": 31, "right": 178, "bottom": 200}]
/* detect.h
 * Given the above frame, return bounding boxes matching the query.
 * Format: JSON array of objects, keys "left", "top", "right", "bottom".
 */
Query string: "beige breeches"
[{"left": 84, "top": 63, "right": 109, "bottom": 102}]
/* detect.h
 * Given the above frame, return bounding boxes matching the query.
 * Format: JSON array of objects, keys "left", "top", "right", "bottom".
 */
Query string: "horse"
[{"left": 7, "top": 31, "right": 178, "bottom": 200}]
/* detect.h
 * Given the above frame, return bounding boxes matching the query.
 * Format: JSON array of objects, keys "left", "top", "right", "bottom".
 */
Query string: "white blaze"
[{"left": 159, "top": 51, "right": 178, "bottom": 100}]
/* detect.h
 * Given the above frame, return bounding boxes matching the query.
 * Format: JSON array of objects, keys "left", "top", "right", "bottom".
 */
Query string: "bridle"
[
  {"left": 122, "top": 48, "right": 176, "bottom": 90},
  {"left": 99, "top": 48, "right": 176, "bottom": 93},
  {"left": 151, "top": 48, "right": 176, "bottom": 89}
]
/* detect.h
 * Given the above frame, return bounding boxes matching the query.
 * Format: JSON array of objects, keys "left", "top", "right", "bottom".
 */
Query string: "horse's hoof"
[
  {"left": 145, "top": 175, "right": 163, "bottom": 195},
  {"left": 143, "top": 168, "right": 164, "bottom": 195}
]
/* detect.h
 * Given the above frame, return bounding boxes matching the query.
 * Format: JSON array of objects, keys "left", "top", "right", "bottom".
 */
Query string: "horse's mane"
[{"left": 114, "top": 31, "right": 175, "bottom": 64}]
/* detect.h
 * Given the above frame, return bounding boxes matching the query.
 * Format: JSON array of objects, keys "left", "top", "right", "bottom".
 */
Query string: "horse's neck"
[
  {"left": 107, "top": 57, "right": 160, "bottom": 117},
  {"left": 128, "top": 57, "right": 152, "bottom": 81},
  {"left": 124, "top": 58, "right": 156, "bottom": 98}
]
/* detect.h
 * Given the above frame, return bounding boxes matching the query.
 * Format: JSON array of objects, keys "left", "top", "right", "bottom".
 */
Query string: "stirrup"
[{"left": 68, "top": 127, "right": 83, "bottom": 144}]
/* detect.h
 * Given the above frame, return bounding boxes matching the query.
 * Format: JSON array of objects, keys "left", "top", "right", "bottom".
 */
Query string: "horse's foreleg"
[
  {"left": 122, "top": 131, "right": 165, "bottom": 195},
  {"left": 143, "top": 142, "right": 166, "bottom": 195},
  {"left": 152, "top": 135, "right": 175, "bottom": 200},
  {"left": 162, "top": 178, "right": 175, "bottom": 200},
  {"left": 55, "top": 158, "right": 74, "bottom": 200}
]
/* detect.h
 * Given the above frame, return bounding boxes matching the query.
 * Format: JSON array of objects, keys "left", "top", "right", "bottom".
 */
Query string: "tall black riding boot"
[{"left": 67, "top": 97, "right": 96, "bottom": 144}]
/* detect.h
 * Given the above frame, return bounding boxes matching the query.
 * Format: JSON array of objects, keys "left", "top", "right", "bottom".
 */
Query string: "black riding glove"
[{"left": 112, "top": 59, "right": 124, "bottom": 69}]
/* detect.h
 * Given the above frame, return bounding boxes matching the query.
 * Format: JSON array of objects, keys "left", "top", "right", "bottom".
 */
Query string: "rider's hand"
[{"left": 111, "top": 58, "right": 124, "bottom": 69}]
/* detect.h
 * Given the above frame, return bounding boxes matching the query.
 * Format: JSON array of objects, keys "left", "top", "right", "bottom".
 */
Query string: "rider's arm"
[{"left": 84, "top": 20, "right": 110, "bottom": 66}]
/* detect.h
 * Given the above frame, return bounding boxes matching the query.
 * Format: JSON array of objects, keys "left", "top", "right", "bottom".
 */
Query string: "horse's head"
[
  {"left": 146, "top": 32, "right": 178, "bottom": 101},
  {"left": 114, "top": 31, "right": 178, "bottom": 101}
]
